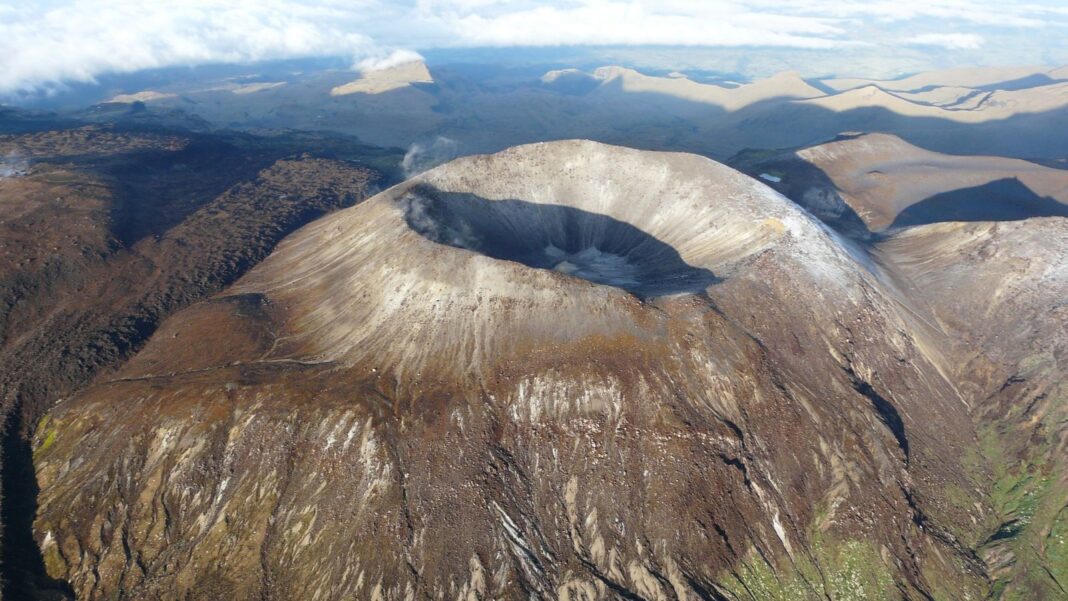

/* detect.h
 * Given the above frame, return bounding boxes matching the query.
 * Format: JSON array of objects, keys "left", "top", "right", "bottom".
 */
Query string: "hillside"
[{"left": 0, "top": 109, "right": 399, "bottom": 599}]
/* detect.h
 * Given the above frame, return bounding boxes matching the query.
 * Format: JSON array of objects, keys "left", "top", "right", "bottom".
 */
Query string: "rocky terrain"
[
  {"left": 873, "top": 220, "right": 1068, "bottom": 599},
  {"left": 1, "top": 0, "right": 1066, "bottom": 590},
  {"left": 0, "top": 110, "right": 397, "bottom": 599},
  {"left": 27, "top": 140, "right": 1051, "bottom": 600}
]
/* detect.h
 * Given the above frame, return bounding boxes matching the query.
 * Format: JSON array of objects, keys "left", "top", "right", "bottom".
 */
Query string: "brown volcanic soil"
[
  {"left": 0, "top": 118, "right": 395, "bottom": 599},
  {"left": 28, "top": 141, "right": 996, "bottom": 600}
]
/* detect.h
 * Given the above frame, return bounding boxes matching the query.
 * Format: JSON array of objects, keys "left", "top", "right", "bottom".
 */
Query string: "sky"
[{"left": 1, "top": 0, "right": 1068, "bottom": 94}]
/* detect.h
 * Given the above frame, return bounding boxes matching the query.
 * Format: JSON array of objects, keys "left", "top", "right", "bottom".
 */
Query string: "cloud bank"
[
  {"left": 434, "top": 2, "right": 847, "bottom": 49},
  {"left": 0, "top": 0, "right": 1066, "bottom": 93},
  {"left": 0, "top": 0, "right": 387, "bottom": 93},
  {"left": 906, "top": 33, "right": 986, "bottom": 51},
  {"left": 357, "top": 49, "right": 427, "bottom": 73}
]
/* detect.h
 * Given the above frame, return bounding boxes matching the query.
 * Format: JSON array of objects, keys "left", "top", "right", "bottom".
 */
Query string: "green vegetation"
[
  {"left": 985, "top": 434, "right": 1049, "bottom": 540},
  {"left": 820, "top": 541, "right": 896, "bottom": 601},
  {"left": 39, "top": 429, "right": 57, "bottom": 454},
  {"left": 34, "top": 414, "right": 58, "bottom": 459},
  {"left": 718, "top": 538, "right": 895, "bottom": 601},
  {"left": 971, "top": 391, "right": 1068, "bottom": 599},
  {"left": 1047, "top": 508, "right": 1068, "bottom": 590}
]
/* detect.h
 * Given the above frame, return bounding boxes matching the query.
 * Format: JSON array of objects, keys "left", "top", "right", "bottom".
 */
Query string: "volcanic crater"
[{"left": 400, "top": 185, "right": 719, "bottom": 297}]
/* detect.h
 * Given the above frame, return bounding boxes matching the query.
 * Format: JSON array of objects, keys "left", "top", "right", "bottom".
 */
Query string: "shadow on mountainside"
[
  {"left": 727, "top": 150, "right": 874, "bottom": 240},
  {"left": 432, "top": 78, "right": 1068, "bottom": 161},
  {"left": 1, "top": 409, "right": 73, "bottom": 600},
  {"left": 731, "top": 144, "right": 1068, "bottom": 241},
  {"left": 890, "top": 177, "right": 1068, "bottom": 229}
]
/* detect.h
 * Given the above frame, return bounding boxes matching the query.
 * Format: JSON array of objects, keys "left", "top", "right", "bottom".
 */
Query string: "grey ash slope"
[{"left": 29, "top": 141, "right": 996, "bottom": 600}]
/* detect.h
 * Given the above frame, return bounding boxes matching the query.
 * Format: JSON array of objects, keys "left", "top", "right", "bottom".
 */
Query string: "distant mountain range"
[{"left": 75, "top": 60, "right": 1068, "bottom": 161}]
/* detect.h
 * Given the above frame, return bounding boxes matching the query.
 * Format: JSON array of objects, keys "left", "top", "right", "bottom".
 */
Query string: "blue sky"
[{"left": 2, "top": 0, "right": 1067, "bottom": 93}]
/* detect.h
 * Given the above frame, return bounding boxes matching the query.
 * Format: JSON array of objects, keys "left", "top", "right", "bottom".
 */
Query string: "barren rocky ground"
[{"left": 733, "top": 136, "right": 1068, "bottom": 599}]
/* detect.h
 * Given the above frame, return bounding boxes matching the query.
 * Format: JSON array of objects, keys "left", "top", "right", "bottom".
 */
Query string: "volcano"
[{"left": 31, "top": 141, "right": 991, "bottom": 600}]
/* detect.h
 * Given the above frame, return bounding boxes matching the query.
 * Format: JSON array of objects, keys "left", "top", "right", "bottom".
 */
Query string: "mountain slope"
[
  {"left": 875, "top": 219, "right": 1068, "bottom": 599},
  {"left": 0, "top": 114, "right": 395, "bottom": 599},
  {"left": 96, "top": 64, "right": 1068, "bottom": 160},
  {"left": 734, "top": 130, "right": 1068, "bottom": 598},
  {"left": 798, "top": 82, "right": 1068, "bottom": 123},
  {"left": 331, "top": 60, "right": 435, "bottom": 96},
  {"left": 821, "top": 66, "right": 1059, "bottom": 93},
  {"left": 586, "top": 67, "right": 825, "bottom": 111}
]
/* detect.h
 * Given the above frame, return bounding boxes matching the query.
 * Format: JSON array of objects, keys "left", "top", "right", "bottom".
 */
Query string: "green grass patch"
[
  {"left": 34, "top": 415, "right": 58, "bottom": 459},
  {"left": 1047, "top": 508, "right": 1068, "bottom": 589},
  {"left": 975, "top": 401, "right": 1068, "bottom": 599},
  {"left": 718, "top": 538, "right": 896, "bottom": 601}
]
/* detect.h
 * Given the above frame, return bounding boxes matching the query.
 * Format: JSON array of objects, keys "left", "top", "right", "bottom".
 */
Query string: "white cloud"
[
  {"left": 0, "top": 0, "right": 398, "bottom": 93},
  {"left": 0, "top": 0, "right": 1065, "bottom": 93},
  {"left": 437, "top": 2, "right": 848, "bottom": 48},
  {"left": 357, "top": 49, "right": 426, "bottom": 72},
  {"left": 905, "top": 33, "right": 985, "bottom": 50},
  {"left": 408, "top": 0, "right": 1067, "bottom": 43}
]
